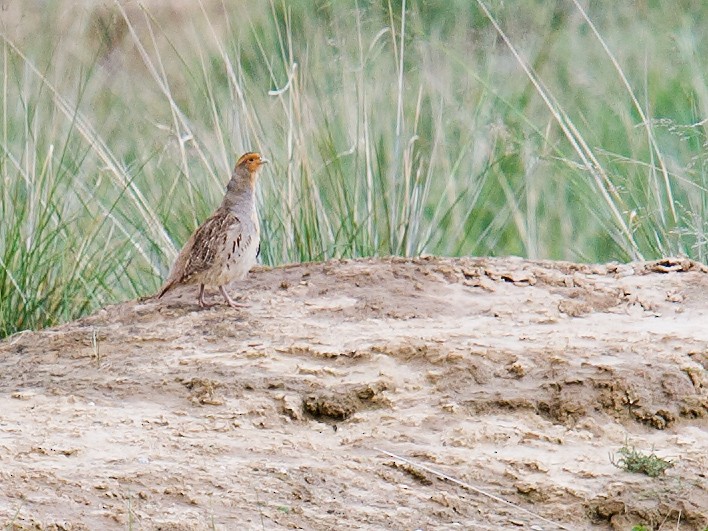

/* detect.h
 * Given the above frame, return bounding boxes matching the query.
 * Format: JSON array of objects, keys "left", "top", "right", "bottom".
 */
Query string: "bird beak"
[{"left": 260, "top": 158, "right": 270, "bottom": 165}]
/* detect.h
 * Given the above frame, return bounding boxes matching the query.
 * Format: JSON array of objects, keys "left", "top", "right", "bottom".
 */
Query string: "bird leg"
[
  {"left": 219, "top": 285, "right": 246, "bottom": 308},
  {"left": 197, "top": 284, "right": 213, "bottom": 308}
]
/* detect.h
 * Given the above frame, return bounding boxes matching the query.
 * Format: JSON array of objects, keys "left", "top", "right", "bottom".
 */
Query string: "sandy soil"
[{"left": 1, "top": 256, "right": 707, "bottom": 530}]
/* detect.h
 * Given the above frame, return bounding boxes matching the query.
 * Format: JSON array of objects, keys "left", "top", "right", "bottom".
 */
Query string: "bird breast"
[{"left": 211, "top": 217, "right": 260, "bottom": 285}]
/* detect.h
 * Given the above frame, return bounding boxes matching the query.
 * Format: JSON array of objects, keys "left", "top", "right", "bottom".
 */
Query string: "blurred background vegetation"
[{"left": 0, "top": 0, "right": 706, "bottom": 337}]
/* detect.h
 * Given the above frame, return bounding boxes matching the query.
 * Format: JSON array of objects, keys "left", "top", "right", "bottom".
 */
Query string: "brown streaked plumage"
[{"left": 157, "top": 152, "right": 268, "bottom": 308}]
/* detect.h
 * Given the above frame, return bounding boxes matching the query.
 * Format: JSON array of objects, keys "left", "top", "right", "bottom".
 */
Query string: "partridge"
[{"left": 157, "top": 152, "right": 268, "bottom": 308}]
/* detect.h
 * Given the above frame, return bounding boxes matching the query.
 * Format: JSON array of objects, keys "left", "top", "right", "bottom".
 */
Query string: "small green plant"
[
  {"left": 611, "top": 444, "right": 673, "bottom": 478},
  {"left": 631, "top": 525, "right": 649, "bottom": 531}
]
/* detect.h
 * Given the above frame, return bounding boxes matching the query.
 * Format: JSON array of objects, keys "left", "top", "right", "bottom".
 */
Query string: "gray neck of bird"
[{"left": 220, "top": 172, "right": 255, "bottom": 212}]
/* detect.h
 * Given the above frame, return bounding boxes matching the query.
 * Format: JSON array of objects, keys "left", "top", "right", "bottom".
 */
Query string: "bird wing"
[
  {"left": 158, "top": 209, "right": 241, "bottom": 296},
  {"left": 178, "top": 209, "right": 241, "bottom": 282}
]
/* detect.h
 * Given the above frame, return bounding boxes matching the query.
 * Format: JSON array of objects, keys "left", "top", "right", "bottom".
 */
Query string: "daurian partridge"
[{"left": 157, "top": 152, "right": 268, "bottom": 307}]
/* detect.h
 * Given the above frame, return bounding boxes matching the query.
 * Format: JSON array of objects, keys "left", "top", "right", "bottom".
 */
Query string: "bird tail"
[{"left": 156, "top": 279, "right": 175, "bottom": 299}]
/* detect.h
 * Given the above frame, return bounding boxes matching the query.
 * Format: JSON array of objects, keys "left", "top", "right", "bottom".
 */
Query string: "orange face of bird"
[{"left": 236, "top": 152, "right": 269, "bottom": 173}]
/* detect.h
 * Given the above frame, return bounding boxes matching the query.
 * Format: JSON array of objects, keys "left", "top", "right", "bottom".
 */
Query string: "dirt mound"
[{"left": 1, "top": 257, "right": 707, "bottom": 530}]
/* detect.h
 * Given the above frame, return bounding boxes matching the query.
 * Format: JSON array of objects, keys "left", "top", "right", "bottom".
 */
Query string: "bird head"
[
  {"left": 225, "top": 152, "right": 269, "bottom": 200},
  {"left": 236, "top": 152, "right": 269, "bottom": 174}
]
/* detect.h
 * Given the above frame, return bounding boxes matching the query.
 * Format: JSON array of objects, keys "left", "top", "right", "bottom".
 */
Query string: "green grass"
[
  {"left": 611, "top": 443, "right": 674, "bottom": 478},
  {"left": 0, "top": 0, "right": 706, "bottom": 337}
]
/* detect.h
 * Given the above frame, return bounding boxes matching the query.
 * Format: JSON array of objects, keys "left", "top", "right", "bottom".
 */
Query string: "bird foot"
[{"left": 220, "top": 286, "right": 246, "bottom": 308}]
